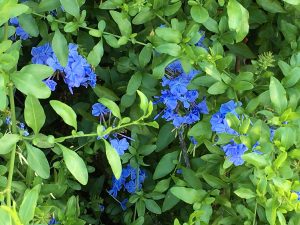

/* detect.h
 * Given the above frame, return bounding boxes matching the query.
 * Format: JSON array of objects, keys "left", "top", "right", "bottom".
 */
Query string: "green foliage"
[{"left": 0, "top": 0, "right": 299, "bottom": 224}]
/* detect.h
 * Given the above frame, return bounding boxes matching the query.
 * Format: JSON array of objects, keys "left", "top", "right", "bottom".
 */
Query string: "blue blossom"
[
  {"left": 9, "top": 17, "right": 30, "bottom": 40},
  {"left": 92, "top": 103, "right": 110, "bottom": 117},
  {"left": 155, "top": 60, "right": 208, "bottom": 127},
  {"left": 31, "top": 43, "right": 97, "bottom": 93},
  {"left": 110, "top": 138, "right": 129, "bottom": 156},
  {"left": 108, "top": 165, "right": 146, "bottom": 198},
  {"left": 99, "top": 204, "right": 105, "bottom": 212},
  {"left": 5, "top": 117, "right": 11, "bottom": 125},
  {"left": 44, "top": 79, "right": 57, "bottom": 91},
  {"left": 210, "top": 101, "right": 239, "bottom": 135},
  {"left": 18, "top": 123, "right": 29, "bottom": 136},
  {"left": 120, "top": 198, "right": 128, "bottom": 210},
  {"left": 48, "top": 217, "right": 58, "bottom": 225},
  {"left": 190, "top": 136, "right": 198, "bottom": 145},
  {"left": 222, "top": 141, "right": 248, "bottom": 166}
]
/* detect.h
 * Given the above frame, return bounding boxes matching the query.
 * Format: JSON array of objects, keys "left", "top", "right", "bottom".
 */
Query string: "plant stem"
[
  {"left": 32, "top": 12, "right": 148, "bottom": 46},
  {"left": 178, "top": 129, "right": 190, "bottom": 168},
  {"left": 6, "top": 82, "right": 18, "bottom": 207}
]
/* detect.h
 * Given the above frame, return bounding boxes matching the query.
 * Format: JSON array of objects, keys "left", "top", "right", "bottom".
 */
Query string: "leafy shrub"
[{"left": 0, "top": 0, "right": 299, "bottom": 225}]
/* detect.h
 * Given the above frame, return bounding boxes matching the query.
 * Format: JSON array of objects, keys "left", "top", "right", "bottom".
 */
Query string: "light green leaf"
[
  {"left": 18, "top": 14, "right": 39, "bottom": 37},
  {"left": 24, "top": 95, "right": 45, "bottom": 134},
  {"left": 242, "top": 153, "right": 268, "bottom": 168},
  {"left": 59, "top": 144, "right": 88, "bottom": 185},
  {"left": 170, "top": 187, "right": 206, "bottom": 204},
  {"left": 283, "top": 0, "right": 300, "bottom": 5},
  {"left": 60, "top": 0, "right": 80, "bottom": 18},
  {"left": 19, "top": 185, "right": 40, "bottom": 224},
  {"left": 103, "top": 139, "right": 122, "bottom": 179},
  {"left": 137, "top": 90, "right": 149, "bottom": 114},
  {"left": 153, "top": 151, "right": 179, "bottom": 179},
  {"left": 155, "top": 27, "right": 182, "bottom": 43},
  {"left": 208, "top": 81, "right": 228, "bottom": 95},
  {"left": 19, "top": 64, "right": 54, "bottom": 80},
  {"left": 98, "top": 98, "right": 121, "bottom": 119},
  {"left": 0, "top": 2, "right": 29, "bottom": 26},
  {"left": 127, "top": 72, "right": 142, "bottom": 95},
  {"left": 227, "top": 0, "right": 249, "bottom": 42},
  {"left": 234, "top": 188, "right": 256, "bottom": 199},
  {"left": 87, "top": 39, "right": 104, "bottom": 67},
  {"left": 0, "top": 207, "right": 12, "bottom": 225},
  {"left": 0, "top": 134, "right": 20, "bottom": 155},
  {"left": 144, "top": 199, "right": 161, "bottom": 214},
  {"left": 26, "top": 142, "right": 50, "bottom": 179},
  {"left": 50, "top": 100, "right": 77, "bottom": 130},
  {"left": 156, "top": 43, "right": 181, "bottom": 57},
  {"left": 38, "top": 0, "right": 61, "bottom": 12},
  {"left": 269, "top": 77, "right": 287, "bottom": 114},
  {"left": 191, "top": 5, "right": 209, "bottom": 24},
  {"left": 110, "top": 10, "right": 132, "bottom": 36},
  {"left": 256, "top": 0, "right": 285, "bottom": 13},
  {"left": 52, "top": 29, "right": 69, "bottom": 67}
]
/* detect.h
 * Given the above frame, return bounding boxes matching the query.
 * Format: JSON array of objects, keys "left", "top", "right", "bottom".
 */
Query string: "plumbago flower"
[
  {"left": 108, "top": 164, "right": 146, "bottom": 210},
  {"left": 31, "top": 43, "right": 96, "bottom": 93},
  {"left": 9, "top": 17, "right": 30, "bottom": 40},
  {"left": 155, "top": 60, "right": 208, "bottom": 128},
  {"left": 210, "top": 101, "right": 247, "bottom": 166},
  {"left": 210, "top": 101, "right": 276, "bottom": 166}
]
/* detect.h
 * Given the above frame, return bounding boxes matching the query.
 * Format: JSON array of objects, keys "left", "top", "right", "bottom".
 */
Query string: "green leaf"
[
  {"left": 154, "top": 178, "right": 171, "bottom": 193},
  {"left": 155, "top": 27, "right": 182, "bottom": 43},
  {"left": 93, "top": 85, "right": 120, "bottom": 101},
  {"left": 153, "top": 151, "right": 179, "bottom": 179},
  {"left": 87, "top": 39, "right": 104, "bottom": 67},
  {"left": 130, "top": 217, "right": 145, "bottom": 225},
  {"left": 137, "top": 90, "right": 149, "bottom": 114},
  {"left": 269, "top": 77, "right": 287, "bottom": 114},
  {"left": 242, "top": 153, "right": 268, "bottom": 168},
  {"left": 139, "top": 44, "right": 152, "bottom": 67},
  {"left": 283, "top": 0, "right": 300, "bottom": 5},
  {"left": 156, "top": 123, "right": 176, "bottom": 151},
  {"left": 234, "top": 188, "right": 256, "bottom": 199},
  {"left": 52, "top": 29, "right": 69, "bottom": 67},
  {"left": 0, "top": 1, "right": 29, "bottom": 26},
  {"left": 12, "top": 71, "right": 51, "bottom": 99},
  {"left": 18, "top": 14, "right": 39, "bottom": 37},
  {"left": 227, "top": 0, "right": 249, "bottom": 42},
  {"left": 0, "top": 134, "right": 20, "bottom": 154},
  {"left": 19, "top": 185, "right": 40, "bottom": 224},
  {"left": 156, "top": 43, "right": 181, "bottom": 57},
  {"left": 144, "top": 199, "right": 161, "bottom": 214},
  {"left": 202, "top": 173, "right": 227, "bottom": 188},
  {"left": 127, "top": 72, "right": 142, "bottom": 95},
  {"left": 132, "top": 7, "right": 155, "bottom": 25},
  {"left": 50, "top": 100, "right": 77, "bottom": 130},
  {"left": 26, "top": 142, "right": 50, "bottom": 179},
  {"left": 19, "top": 64, "right": 54, "bottom": 80},
  {"left": 109, "top": 11, "right": 132, "bottom": 36},
  {"left": 60, "top": 0, "right": 80, "bottom": 18},
  {"left": 103, "top": 139, "right": 122, "bottom": 179},
  {"left": 208, "top": 81, "right": 228, "bottom": 95},
  {"left": 98, "top": 98, "right": 121, "bottom": 119},
  {"left": 59, "top": 144, "right": 88, "bottom": 185},
  {"left": 0, "top": 207, "right": 12, "bottom": 225},
  {"left": 170, "top": 187, "right": 206, "bottom": 204},
  {"left": 266, "top": 199, "right": 280, "bottom": 225},
  {"left": 24, "top": 95, "right": 45, "bottom": 134},
  {"left": 191, "top": 5, "right": 209, "bottom": 24},
  {"left": 182, "top": 168, "right": 202, "bottom": 189},
  {"left": 38, "top": 0, "right": 61, "bottom": 12},
  {"left": 256, "top": 0, "right": 285, "bottom": 13},
  {"left": 282, "top": 67, "right": 300, "bottom": 88}
]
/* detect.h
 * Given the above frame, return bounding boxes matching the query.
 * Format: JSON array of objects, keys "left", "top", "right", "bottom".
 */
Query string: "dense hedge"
[{"left": 0, "top": 0, "right": 300, "bottom": 225}]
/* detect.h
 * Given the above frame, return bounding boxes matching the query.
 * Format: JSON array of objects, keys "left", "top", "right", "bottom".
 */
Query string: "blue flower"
[
  {"left": 31, "top": 43, "right": 97, "bottom": 93},
  {"left": 108, "top": 165, "right": 146, "bottom": 198},
  {"left": 44, "top": 79, "right": 57, "bottom": 91},
  {"left": 195, "top": 32, "right": 207, "bottom": 49},
  {"left": 219, "top": 100, "right": 240, "bottom": 116},
  {"left": 155, "top": 60, "right": 208, "bottom": 128},
  {"left": 99, "top": 205, "right": 105, "bottom": 212},
  {"left": 5, "top": 117, "right": 11, "bottom": 125},
  {"left": 92, "top": 103, "right": 110, "bottom": 117},
  {"left": 9, "top": 17, "right": 30, "bottom": 40},
  {"left": 48, "top": 217, "right": 58, "bottom": 225},
  {"left": 120, "top": 198, "right": 128, "bottom": 210},
  {"left": 293, "top": 191, "right": 300, "bottom": 200},
  {"left": 18, "top": 123, "right": 29, "bottom": 136},
  {"left": 190, "top": 136, "right": 198, "bottom": 145},
  {"left": 110, "top": 138, "right": 129, "bottom": 156},
  {"left": 222, "top": 141, "right": 248, "bottom": 166}
]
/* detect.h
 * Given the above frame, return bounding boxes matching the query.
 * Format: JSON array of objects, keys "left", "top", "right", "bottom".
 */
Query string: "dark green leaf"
[
  {"left": 19, "top": 185, "right": 40, "bottom": 224},
  {"left": 60, "top": 0, "right": 80, "bottom": 18},
  {"left": 87, "top": 39, "right": 104, "bottom": 67},
  {"left": 50, "top": 100, "right": 77, "bottom": 130},
  {"left": 144, "top": 199, "right": 161, "bottom": 214},
  {"left": 153, "top": 151, "right": 179, "bottom": 179}
]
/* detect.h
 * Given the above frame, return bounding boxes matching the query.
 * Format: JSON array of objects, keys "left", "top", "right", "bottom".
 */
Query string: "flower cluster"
[
  {"left": 31, "top": 43, "right": 96, "bottom": 93},
  {"left": 210, "top": 101, "right": 247, "bottom": 166},
  {"left": 9, "top": 17, "right": 30, "bottom": 40},
  {"left": 155, "top": 60, "right": 208, "bottom": 127},
  {"left": 108, "top": 164, "right": 146, "bottom": 198}
]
